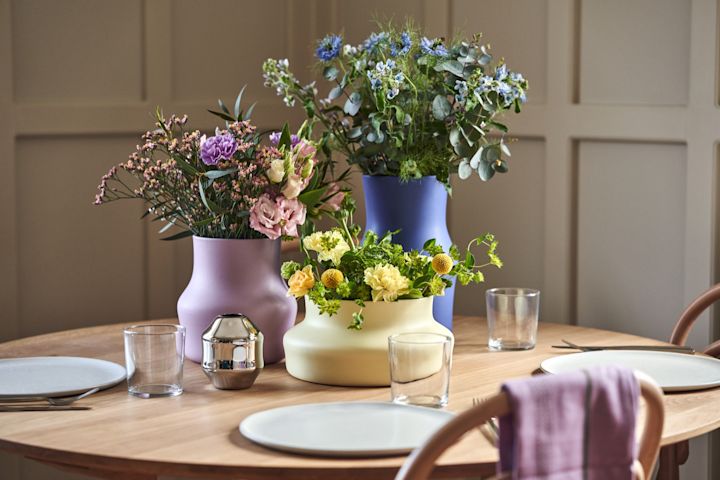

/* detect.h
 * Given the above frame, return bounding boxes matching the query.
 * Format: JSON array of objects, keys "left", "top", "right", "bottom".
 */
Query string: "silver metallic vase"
[{"left": 201, "top": 314, "right": 264, "bottom": 389}]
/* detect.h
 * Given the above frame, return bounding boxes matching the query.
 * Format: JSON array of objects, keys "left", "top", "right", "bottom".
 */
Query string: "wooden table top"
[{"left": 0, "top": 317, "right": 719, "bottom": 480}]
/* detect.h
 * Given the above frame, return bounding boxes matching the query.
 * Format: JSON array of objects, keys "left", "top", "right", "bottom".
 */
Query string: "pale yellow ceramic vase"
[{"left": 283, "top": 296, "right": 453, "bottom": 386}]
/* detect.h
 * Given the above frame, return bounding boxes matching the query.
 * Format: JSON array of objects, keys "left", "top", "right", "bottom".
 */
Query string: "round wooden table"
[{"left": 0, "top": 317, "right": 719, "bottom": 480}]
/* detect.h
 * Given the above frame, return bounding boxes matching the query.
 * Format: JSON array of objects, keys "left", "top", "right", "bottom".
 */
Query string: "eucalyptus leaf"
[
  {"left": 449, "top": 128, "right": 461, "bottom": 147},
  {"left": 435, "top": 60, "right": 464, "bottom": 76},
  {"left": 328, "top": 85, "right": 343, "bottom": 100},
  {"left": 347, "top": 126, "right": 362, "bottom": 139},
  {"left": 432, "top": 95, "right": 451, "bottom": 121},
  {"left": 493, "top": 159, "right": 509, "bottom": 173},
  {"left": 470, "top": 147, "right": 482, "bottom": 169},
  {"left": 458, "top": 159, "right": 472, "bottom": 180},
  {"left": 323, "top": 66, "right": 339, "bottom": 81},
  {"left": 500, "top": 142, "right": 512, "bottom": 157},
  {"left": 344, "top": 92, "right": 361, "bottom": 116},
  {"left": 477, "top": 159, "right": 495, "bottom": 181}
]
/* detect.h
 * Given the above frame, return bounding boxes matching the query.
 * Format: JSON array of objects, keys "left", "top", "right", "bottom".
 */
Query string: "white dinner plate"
[
  {"left": 239, "top": 401, "right": 454, "bottom": 457},
  {"left": 541, "top": 350, "right": 720, "bottom": 392},
  {"left": 0, "top": 356, "right": 126, "bottom": 398}
]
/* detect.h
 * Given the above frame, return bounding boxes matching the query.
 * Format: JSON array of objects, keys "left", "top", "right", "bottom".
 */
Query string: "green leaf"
[
  {"left": 218, "top": 99, "right": 230, "bottom": 115},
  {"left": 477, "top": 159, "right": 495, "bottom": 181},
  {"left": 207, "top": 109, "right": 235, "bottom": 122},
  {"left": 328, "top": 85, "right": 343, "bottom": 100},
  {"left": 489, "top": 121, "right": 508, "bottom": 133},
  {"left": 323, "top": 65, "right": 339, "bottom": 81},
  {"left": 205, "top": 168, "right": 238, "bottom": 179},
  {"left": 243, "top": 102, "right": 256, "bottom": 121},
  {"left": 278, "top": 124, "right": 292, "bottom": 149},
  {"left": 158, "top": 221, "right": 175, "bottom": 234},
  {"left": 423, "top": 238, "right": 437, "bottom": 250},
  {"left": 174, "top": 157, "right": 199, "bottom": 176},
  {"left": 432, "top": 95, "right": 451, "bottom": 121},
  {"left": 344, "top": 92, "right": 361, "bottom": 116},
  {"left": 233, "top": 85, "right": 246, "bottom": 118},
  {"left": 297, "top": 186, "right": 328, "bottom": 207},
  {"left": 160, "top": 230, "right": 194, "bottom": 241},
  {"left": 435, "top": 60, "right": 464, "bottom": 76},
  {"left": 197, "top": 177, "right": 221, "bottom": 213},
  {"left": 464, "top": 252, "right": 475, "bottom": 268}
]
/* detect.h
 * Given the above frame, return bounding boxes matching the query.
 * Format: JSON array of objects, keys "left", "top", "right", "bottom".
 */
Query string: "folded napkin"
[{"left": 498, "top": 365, "right": 639, "bottom": 480}]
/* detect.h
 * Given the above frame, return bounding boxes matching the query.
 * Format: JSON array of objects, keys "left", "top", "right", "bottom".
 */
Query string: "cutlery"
[
  {"left": 0, "top": 387, "right": 100, "bottom": 406},
  {"left": 553, "top": 339, "right": 695, "bottom": 354},
  {"left": 0, "top": 405, "right": 91, "bottom": 412},
  {"left": 472, "top": 397, "right": 498, "bottom": 447}
]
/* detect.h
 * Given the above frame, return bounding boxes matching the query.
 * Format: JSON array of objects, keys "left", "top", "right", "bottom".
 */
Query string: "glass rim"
[
  {"left": 388, "top": 332, "right": 453, "bottom": 345},
  {"left": 123, "top": 324, "right": 186, "bottom": 336},
  {"left": 486, "top": 287, "right": 540, "bottom": 297}
]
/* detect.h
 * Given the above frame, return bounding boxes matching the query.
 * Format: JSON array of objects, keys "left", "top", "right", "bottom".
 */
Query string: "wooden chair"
[
  {"left": 395, "top": 372, "right": 665, "bottom": 480},
  {"left": 658, "top": 284, "right": 720, "bottom": 480}
]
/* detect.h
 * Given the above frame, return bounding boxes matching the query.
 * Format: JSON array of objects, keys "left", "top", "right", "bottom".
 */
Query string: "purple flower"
[
  {"left": 200, "top": 133, "right": 237, "bottom": 166},
  {"left": 269, "top": 131, "right": 300, "bottom": 147}
]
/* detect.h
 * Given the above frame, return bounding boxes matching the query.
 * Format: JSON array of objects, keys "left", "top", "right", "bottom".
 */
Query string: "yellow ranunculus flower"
[
  {"left": 364, "top": 264, "right": 410, "bottom": 302},
  {"left": 321, "top": 269, "right": 344, "bottom": 289},
  {"left": 287, "top": 265, "right": 315, "bottom": 298},
  {"left": 431, "top": 253, "right": 453, "bottom": 275}
]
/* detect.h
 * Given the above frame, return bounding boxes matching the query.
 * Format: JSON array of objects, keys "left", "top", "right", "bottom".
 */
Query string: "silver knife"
[{"left": 0, "top": 405, "right": 91, "bottom": 412}]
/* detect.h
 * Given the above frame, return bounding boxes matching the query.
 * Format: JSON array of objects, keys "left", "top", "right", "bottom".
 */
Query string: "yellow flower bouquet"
[{"left": 281, "top": 202, "right": 502, "bottom": 329}]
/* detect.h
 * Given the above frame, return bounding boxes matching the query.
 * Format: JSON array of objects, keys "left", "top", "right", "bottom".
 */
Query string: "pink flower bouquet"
[{"left": 94, "top": 91, "right": 348, "bottom": 240}]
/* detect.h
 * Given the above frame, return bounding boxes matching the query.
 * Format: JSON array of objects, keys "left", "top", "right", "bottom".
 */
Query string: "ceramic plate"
[
  {"left": 541, "top": 350, "right": 720, "bottom": 392},
  {"left": 239, "top": 401, "right": 454, "bottom": 457},
  {"left": 0, "top": 356, "right": 126, "bottom": 398}
]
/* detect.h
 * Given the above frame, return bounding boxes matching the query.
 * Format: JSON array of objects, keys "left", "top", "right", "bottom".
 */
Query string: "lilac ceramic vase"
[{"left": 177, "top": 237, "right": 296, "bottom": 364}]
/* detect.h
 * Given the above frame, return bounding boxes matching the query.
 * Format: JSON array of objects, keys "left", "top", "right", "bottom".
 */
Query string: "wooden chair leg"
[{"left": 657, "top": 445, "right": 680, "bottom": 480}]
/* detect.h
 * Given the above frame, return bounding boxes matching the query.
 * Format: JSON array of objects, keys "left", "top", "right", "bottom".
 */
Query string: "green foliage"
[{"left": 263, "top": 22, "right": 528, "bottom": 187}]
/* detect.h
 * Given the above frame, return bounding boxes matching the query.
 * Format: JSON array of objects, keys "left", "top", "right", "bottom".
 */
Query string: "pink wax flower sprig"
[{"left": 94, "top": 88, "right": 349, "bottom": 241}]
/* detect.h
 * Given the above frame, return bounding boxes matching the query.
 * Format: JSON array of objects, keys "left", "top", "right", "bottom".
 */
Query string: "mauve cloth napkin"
[{"left": 498, "top": 365, "right": 639, "bottom": 480}]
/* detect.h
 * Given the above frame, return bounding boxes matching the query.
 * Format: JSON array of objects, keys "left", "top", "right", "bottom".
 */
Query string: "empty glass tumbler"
[
  {"left": 388, "top": 333, "right": 453, "bottom": 408},
  {"left": 123, "top": 324, "right": 186, "bottom": 398},
  {"left": 486, "top": 288, "right": 540, "bottom": 351}
]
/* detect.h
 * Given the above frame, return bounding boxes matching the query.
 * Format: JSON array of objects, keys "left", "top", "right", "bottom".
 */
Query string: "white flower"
[
  {"left": 267, "top": 159, "right": 286, "bottom": 183},
  {"left": 282, "top": 173, "right": 304, "bottom": 199},
  {"left": 303, "top": 230, "right": 351, "bottom": 265}
]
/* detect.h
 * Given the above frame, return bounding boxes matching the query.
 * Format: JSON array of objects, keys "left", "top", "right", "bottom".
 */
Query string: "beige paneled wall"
[{"left": 1, "top": 0, "right": 720, "bottom": 479}]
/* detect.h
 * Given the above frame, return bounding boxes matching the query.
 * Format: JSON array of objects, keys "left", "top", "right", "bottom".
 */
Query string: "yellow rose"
[
  {"left": 364, "top": 264, "right": 410, "bottom": 302},
  {"left": 431, "top": 253, "right": 453, "bottom": 275},
  {"left": 302, "top": 230, "right": 351, "bottom": 265},
  {"left": 321, "top": 269, "right": 344, "bottom": 289},
  {"left": 287, "top": 265, "right": 315, "bottom": 298}
]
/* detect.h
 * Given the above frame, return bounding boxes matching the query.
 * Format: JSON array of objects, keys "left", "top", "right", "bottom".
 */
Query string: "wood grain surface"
[{"left": 0, "top": 317, "right": 718, "bottom": 479}]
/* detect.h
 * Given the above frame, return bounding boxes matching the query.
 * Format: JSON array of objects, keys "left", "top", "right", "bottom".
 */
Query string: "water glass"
[
  {"left": 123, "top": 324, "right": 186, "bottom": 398},
  {"left": 388, "top": 333, "right": 453, "bottom": 408},
  {"left": 486, "top": 288, "right": 540, "bottom": 351}
]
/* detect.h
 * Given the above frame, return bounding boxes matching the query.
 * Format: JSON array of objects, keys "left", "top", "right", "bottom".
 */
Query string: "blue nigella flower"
[
  {"left": 315, "top": 34, "right": 343, "bottom": 61},
  {"left": 513, "top": 87, "right": 527, "bottom": 103},
  {"left": 363, "top": 32, "right": 388, "bottom": 52},
  {"left": 394, "top": 72, "right": 405, "bottom": 83},
  {"left": 390, "top": 31, "right": 413, "bottom": 56},
  {"left": 387, "top": 87, "right": 399, "bottom": 100},
  {"left": 386, "top": 59, "right": 396, "bottom": 69},
  {"left": 510, "top": 72, "right": 524, "bottom": 83},
  {"left": 455, "top": 80, "right": 468, "bottom": 96},
  {"left": 495, "top": 64, "right": 508, "bottom": 81},
  {"left": 420, "top": 37, "right": 448, "bottom": 57},
  {"left": 495, "top": 81, "right": 512, "bottom": 97}
]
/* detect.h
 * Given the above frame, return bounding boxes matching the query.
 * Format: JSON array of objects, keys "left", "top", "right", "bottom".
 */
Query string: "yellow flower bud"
[
  {"left": 431, "top": 253, "right": 453, "bottom": 275},
  {"left": 321, "top": 269, "right": 344, "bottom": 289},
  {"left": 287, "top": 265, "right": 315, "bottom": 298}
]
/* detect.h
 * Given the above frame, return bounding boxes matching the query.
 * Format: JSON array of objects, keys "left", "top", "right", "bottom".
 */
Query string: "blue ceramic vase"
[{"left": 362, "top": 175, "right": 455, "bottom": 329}]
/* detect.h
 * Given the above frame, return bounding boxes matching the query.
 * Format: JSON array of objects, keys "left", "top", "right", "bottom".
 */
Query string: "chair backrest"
[
  {"left": 395, "top": 371, "right": 665, "bottom": 480},
  {"left": 671, "top": 284, "right": 720, "bottom": 357}
]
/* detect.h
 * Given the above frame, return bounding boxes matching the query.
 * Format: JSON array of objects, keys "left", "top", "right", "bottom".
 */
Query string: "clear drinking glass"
[
  {"left": 388, "top": 333, "right": 453, "bottom": 408},
  {"left": 123, "top": 324, "right": 186, "bottom": 398},
  {"left": 486, "top": 288, "right": 540, "bottom": 351}
]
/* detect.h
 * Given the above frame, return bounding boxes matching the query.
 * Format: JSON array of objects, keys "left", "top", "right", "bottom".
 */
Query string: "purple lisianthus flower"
[
  {"left": 200, "top": 133, "right": 237, "bottom": 166},
  {"left": 316, "top": 34, "right": 343, "bottom": 62},
  {"left": 269, "top": 131, "right": 300, "bottom": 147}
]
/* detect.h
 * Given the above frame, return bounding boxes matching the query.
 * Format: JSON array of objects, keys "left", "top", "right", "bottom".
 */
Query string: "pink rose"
[
  {"left": 249, "top": 194, "right": 282, "bottom": 239},
  {"left": 277, "top": 196, "right": 306, "bottom": 237},
  {"left": 321, "top": 182, "right": 345, "bottom": 212}
]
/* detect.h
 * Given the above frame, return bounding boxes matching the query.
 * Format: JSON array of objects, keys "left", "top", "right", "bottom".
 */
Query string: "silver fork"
[
  {"left": 472, "top": 397, "right": 499, "bottom": 447},
  {"left": 0, "top": 387, "right": 99, "bottom": 406}
]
